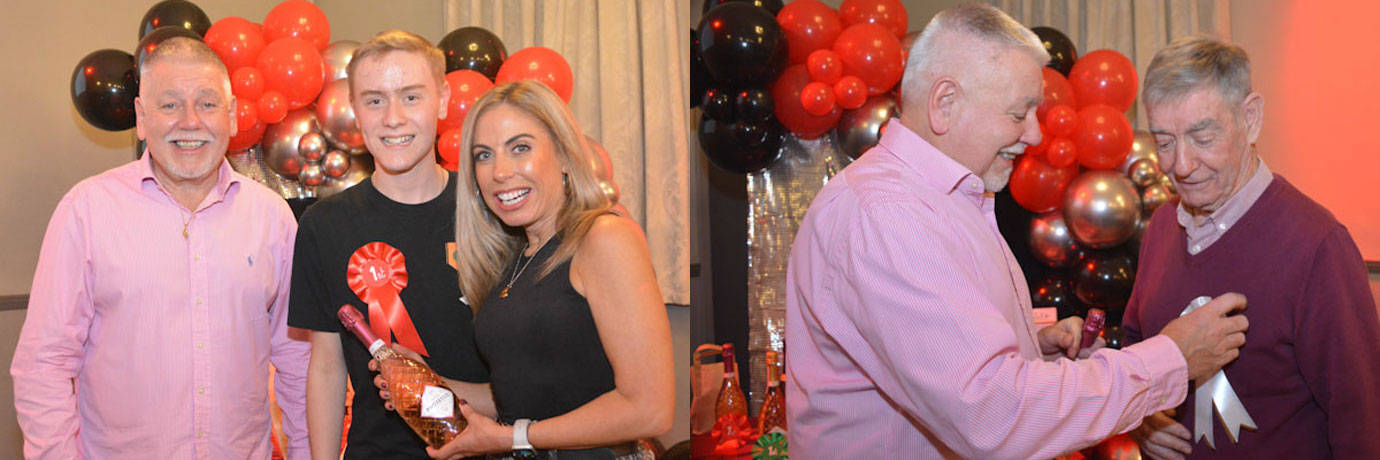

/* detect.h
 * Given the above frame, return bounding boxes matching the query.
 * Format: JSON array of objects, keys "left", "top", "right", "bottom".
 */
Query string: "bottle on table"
[{"left": 758, "top": 350, "right": 786, "bottom": 435}]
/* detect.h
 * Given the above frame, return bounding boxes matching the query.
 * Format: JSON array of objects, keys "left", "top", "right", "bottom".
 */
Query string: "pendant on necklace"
[{"left": 499, "top": 287, "right": 510, "bottom": 299}]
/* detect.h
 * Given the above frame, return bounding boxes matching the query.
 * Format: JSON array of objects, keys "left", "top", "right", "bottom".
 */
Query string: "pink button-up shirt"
[
  {"left": 11, "top": 155, "right": 309, "bottom": 459},
  {"left": 785, "top": 120, "right": 1189, "bottom": 459}
]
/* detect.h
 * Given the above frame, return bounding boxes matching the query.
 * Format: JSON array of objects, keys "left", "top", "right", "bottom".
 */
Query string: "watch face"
[{"left": 511, "top": 450, "right": 540, "bottom": 460}]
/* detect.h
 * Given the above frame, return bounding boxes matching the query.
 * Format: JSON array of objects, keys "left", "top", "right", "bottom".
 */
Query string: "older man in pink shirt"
[
  {"left": 10, "top": 38, "right": 309, "bottom": 459},
  {"left": 785, "top": 4, "right": 1250, "bottom": 459}
]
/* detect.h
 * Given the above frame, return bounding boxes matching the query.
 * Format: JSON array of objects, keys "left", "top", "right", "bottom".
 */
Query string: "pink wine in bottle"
[{"left": 338, "top": 304, "right": 466, "bottom": 448}]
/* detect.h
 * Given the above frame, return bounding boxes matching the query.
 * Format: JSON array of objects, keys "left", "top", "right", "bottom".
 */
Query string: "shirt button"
[
  {"left": 197, "top": 430, "right": 204, "bottom": 439},
  {"left": 196, "top": 298, "right": 202, "bottom": 305},
  {"left": 198, "top": 388, "right": 206, "bottom": 395},
  {"left": 198, "top": 343, "right": 205, "bottom": 350},
  {"left": 970, "top": 182, "right": 979, "bottom": 189},
  {"left": 1217, "top": 223, "right": 1227, "bottom": 231},
  {"left": 1191, "top": 244, "right": 1201, "bottom": 254},
  {"left": 194, "top": 254, "right": 200, "bottom": 261}
]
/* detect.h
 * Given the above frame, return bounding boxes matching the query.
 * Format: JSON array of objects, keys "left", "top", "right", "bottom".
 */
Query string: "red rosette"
[{"left": 347, "top": 242, "right": 429, "bottom": 356}]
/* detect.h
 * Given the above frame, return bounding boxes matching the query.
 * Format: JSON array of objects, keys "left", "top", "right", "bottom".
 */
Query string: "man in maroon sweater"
[{"left": 1125, "top": 36, "right": 1380, "bottom": 459}]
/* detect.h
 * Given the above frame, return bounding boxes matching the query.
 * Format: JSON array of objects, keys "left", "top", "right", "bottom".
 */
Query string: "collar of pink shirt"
[
  {"left": 135, "top": 149, "right": 241, "bottom": 211},
  {"left": 1175, "top": 157, "right": 1273, "bottom": 254},
  {"left": 878, "top": 118, "right": 990, "bottom": 208}
]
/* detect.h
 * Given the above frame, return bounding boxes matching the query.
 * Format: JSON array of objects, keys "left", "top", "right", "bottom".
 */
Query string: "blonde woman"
[{"left": 383, "top": 81, "right": 673, "bottom": 460}]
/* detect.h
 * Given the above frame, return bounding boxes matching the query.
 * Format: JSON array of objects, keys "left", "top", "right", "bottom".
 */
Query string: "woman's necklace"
[{"left": 498, "top": 237, "right": 551, "bottom": 299}]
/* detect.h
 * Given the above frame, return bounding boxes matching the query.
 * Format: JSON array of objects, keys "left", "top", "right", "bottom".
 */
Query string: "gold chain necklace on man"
[
  {"left": 181, "top": 209, "right": 194, "bottom": 239},
  {"left": 499, "top": 237, "right": 551, "bottom": 299}
]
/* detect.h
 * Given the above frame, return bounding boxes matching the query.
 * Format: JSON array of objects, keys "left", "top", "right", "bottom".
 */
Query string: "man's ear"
[
  {"left": 929, "top": 78, "right": 959, "bottom": 135},
  {"left": 1241, "top": 92, "right": 1264, "bottom": 144},
  {"left": 134, "top": 96, "right": 146, "bottom": 141}
]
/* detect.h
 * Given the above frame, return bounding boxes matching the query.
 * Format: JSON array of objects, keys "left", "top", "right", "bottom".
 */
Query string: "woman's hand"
[
  {"left": 425, "top": 402, "right": 514, "bottom": 459},
  {"left": 367, "top": 343, "right": 426, "bottom": 411}
]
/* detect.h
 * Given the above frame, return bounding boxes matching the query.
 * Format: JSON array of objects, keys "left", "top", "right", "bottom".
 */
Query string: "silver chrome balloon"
[
  {"left": 1128, "top": 218, "right": 1148, "bottom": 254},
  {"left": 1029, "top": 211, "right": 1083, "bottom": 268},
  {"left": 299, "top": 163, "right": 325, "bottom": 186},
  {"left": 322, "top": 150, "right": 351, "bottom": 178},
  {"left": 836, "top": 93, "right": 898, "bottom": 159},
  {"left": 322, "top": 40, "right": 360, "bottom": 83},
  {"left": 599, "top": 179, "right": 621, "bottom": 204},
  {"left": 585, "top": 136, "right": 614, "bottom": 181},
  {"left": 1141, "top": 183, "right": 1174, "bottom": 214},
  {"left": 1063, "top": 170, "right": 1143, "bottom": 248},
  {"left": 298, "top": 132, "right": 327, "bottom": 162},
  {"left": 316, "top": 79, "right": 368, "bottom": 154},
  {"left": 1119, "top": 130, "right": 1160, "bottom": 173},
  {"left": 262, "top": 109, "right": 319, "bottom": 179},
  {"left": 317, "top": 154, "right": 374, "bottom": 198},
  {"left": 1126, "top": 158, "right": 1160, "bottom": 189}
]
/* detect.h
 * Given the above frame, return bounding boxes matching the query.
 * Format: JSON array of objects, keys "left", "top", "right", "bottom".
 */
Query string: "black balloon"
[
  {"left": 696, "top": 2, "right": 788, "bottom": 87},
  {"left": 1073, "top": 249, "right": 1137, "bottom": 310},
  {"left": 1031, "top": 26, "right": 1077, "bottom": 76},
  {"left": 690, "top": 30, "right": 711, "bottom": 108},
  {"left": 734, "top": 89, "right": 773, "bottom": 123},
  {"left": 136, "top": 26, "right": 203, "bottom": 75},
  {"left": 71, "top": 49, "right": 138, "bottom": 131},
  {"left": 698, "top": 113, "right": 782, "bottom": 174},
  {"left": 702, "top": 0, "right": 784, "bottom": 16},
  {"left": 438, "top": 27, "right": 507, "bottom": 79},
  {"left": 139, "top": 0, "right": 211, "bottom": 40},
  {"left": 1031, "top": 273, "right": 1079, "bottom": 320},
  {"left": 702, "top": 87, "right": 734, "bottom": 121}
]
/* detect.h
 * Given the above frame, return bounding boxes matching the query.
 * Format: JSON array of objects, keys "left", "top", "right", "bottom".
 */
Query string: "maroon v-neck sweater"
[{"left": 1123, "top": 175, "right": 1380, "bottom": 459}]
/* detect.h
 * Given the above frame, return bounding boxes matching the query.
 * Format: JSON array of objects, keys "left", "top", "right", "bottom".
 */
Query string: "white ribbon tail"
[{"left": 1194, "top": 369, "right": 1258, "bottom": 449}]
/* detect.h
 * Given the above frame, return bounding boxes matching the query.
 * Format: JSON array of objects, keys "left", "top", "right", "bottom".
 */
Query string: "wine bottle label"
[
  {"left": 421, "top": 385, "right": 455, "bottom": 419},
  {"left": 368, "top": 339, "right": 385, "bottom": 356}
]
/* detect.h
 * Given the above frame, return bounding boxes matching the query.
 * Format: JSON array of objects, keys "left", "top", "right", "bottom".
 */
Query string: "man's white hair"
[{"left": 900, "top": 3, "right": 1048, "bottom": 109}]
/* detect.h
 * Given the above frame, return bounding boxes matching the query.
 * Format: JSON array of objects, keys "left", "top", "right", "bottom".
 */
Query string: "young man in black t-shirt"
[{"left": 288, "top": 30, "right": 490, "bottom": 459}]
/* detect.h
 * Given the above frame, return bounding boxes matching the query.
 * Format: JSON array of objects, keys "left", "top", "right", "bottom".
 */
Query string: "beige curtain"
[
  {"left": 444, "top": 0, "right": 690, "bottom": 304},
  {"left": 988, "top": 0, "right": 1229, "bottom": 128}
]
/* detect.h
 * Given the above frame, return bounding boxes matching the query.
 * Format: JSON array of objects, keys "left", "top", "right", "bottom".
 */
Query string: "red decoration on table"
[
  {"left": 711, "top": 413, "right": 756, "bottom": 458},
  {"left": 347, "top": 242, "right": 429, "bottom": 356}
]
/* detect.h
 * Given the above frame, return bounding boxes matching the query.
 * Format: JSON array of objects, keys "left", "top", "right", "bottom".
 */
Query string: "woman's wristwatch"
[{"left": 512, "top": 419, "right": 537, "bottom": 459}]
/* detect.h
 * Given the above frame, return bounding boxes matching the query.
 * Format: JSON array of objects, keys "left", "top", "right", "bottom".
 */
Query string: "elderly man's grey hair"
[
  {"left": 1142, "top": 35, "right": 1252, "bottom": 110},
  {"left": 899, "top": 3, "right": 1048, "bottom": 108},
  {"left": 138, "top": 37, "right": 231, "bottom": 96}
]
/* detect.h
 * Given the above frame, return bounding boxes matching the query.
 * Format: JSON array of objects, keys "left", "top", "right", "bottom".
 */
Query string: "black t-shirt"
[{"left": 289, "top": 173, "right": 488, "bottom": 459}]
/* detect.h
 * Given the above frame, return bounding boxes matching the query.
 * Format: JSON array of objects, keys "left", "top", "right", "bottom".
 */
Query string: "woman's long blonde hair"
[{"left": 454, "top": 81, "right": 612, "bottom": 311}]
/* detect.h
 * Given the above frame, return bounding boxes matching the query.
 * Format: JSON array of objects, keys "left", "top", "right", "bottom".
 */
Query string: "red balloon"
[
  {"left": 228, "top": 120, "right": 266, "bottom": 151},
  {"left": 1025, "top": 122, "right": 1050, "bottom": 158},
  {"left": 1045, "top": 137, "right": 1078, "bottom": 168},
  {"left": 1038, "top": 67, "right": 1077, "bottom": 122},
  {"left": 495, "top": 46, "right": 573, "bottom": 104},
  {"left": 806, "top": 49, "right": 843, "bottom": 84},
  {"left": 1074, "top": 104, "right": 1133, "bottom": 170},
  {"left": 834, "top": 75, "right": 867, "bottom": 109},
  {"left": 832, "top": 23, "right": 905, "bottom": 95},
  {"left": 1010, "top": 152, "right": 1080, "bottom": 213},
  {"left": 204, "top": 17, "right": 265, "bottom": 72},
  {"left": 1045, "top": 104, "right": 1080, "bottom": 138},
  {"left": 838, "top": 0, "right": 909, "bottom": 38},
  {"left": 800, "top": 81, "right": 836, "bottom": 116},
  {"left": 262, "top": 0, "right": 331, "bottom": 51},
  {"left": 437, "top": 128, "right": 463, "bottom": 172},
  {"left": 776, "top": 0, "right": 843, "bottom": 64},
  {"left": 1068, "top": 49, "right": 1138, "bottom": 112},
  {"left": 438, "top": 70, "right": 495, "bottom": 134},
  {"left": 256, "top": 37, "right": 325, "bottom": 110},
  {"left": 257, "top": 91, "right": 288, "bottom": 124},
  {"left": 235, "top": 99, "right": 259, "bottom": 131},
  {"left": 231, "top": 66, "right": 265, "bottom": 101},
  {"left": 771, "top": 64, "right": 841, "bottom": 138}
]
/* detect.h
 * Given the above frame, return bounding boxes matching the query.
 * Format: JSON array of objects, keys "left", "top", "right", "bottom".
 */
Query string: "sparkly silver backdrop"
[{"left": 746, "top": 135, "right": 849, "bottom": 414}]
